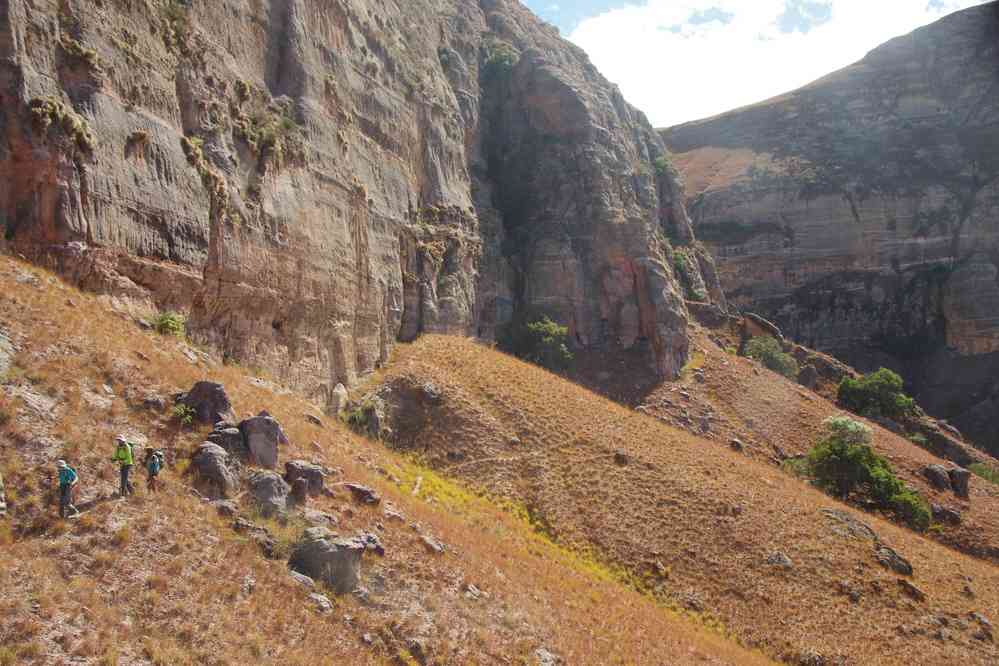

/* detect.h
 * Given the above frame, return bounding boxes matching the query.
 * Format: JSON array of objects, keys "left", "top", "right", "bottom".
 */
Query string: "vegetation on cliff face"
[{"left": 838, "top": 368, "right": 915, "bottom": 420}]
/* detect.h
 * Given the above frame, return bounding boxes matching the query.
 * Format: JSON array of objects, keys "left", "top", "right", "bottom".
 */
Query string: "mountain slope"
[
  {"left": 661, "top": 2, "right": 999, "bottom": 455},
  {"left": 365, "top": 335, "right": 999, "bottom": 665},
  {"left": 0, "top": 255, "right": 766, "bottom": 665},
  {"left": 0, "top": 0, "right": 722, "bottom": 407}
]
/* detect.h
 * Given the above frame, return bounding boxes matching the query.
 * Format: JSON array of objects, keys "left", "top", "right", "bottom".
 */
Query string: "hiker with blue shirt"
[
  {"left": 146, "top": 449, "right": 164, "bottom": 493},
  {"left": 57, "top": 460, "right": 80, "bottom": 518},
  {"left": 111, "top": 435, "right": 135, "bottom": 497}
]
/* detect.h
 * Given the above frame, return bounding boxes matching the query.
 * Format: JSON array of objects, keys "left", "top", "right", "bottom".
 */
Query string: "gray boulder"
[
  {"left": 931, "top": 504, "right": 962, "bottom": 525},
  {"left": 922, "top": 464, "right": 952, "bottom": 491},
  {"left": 344, "top": 483, "right": 380, "bottom": 505},
  {"left": 797, "top": 364, "right": 819, "bottom": 390},
  {"left": 290, "top": 478, "right": 309, "bottom": 506},
  {"left": 285, "top": 460, "right": 327, "bottom": 496},
  {"left": 949, "top": 466, "right": 971, "bottom": 498},
  {"left": 875, "top": 545, "right": 913, "bottom": 576},
  {"left": 248, "top": 470, "right": 290, "bottom": 517},
  {"left": 207, "top": 427, "right": 249, "bottom": 461},
  {"left": 289, "top": 527, "right": 367, "bottom": 595},
  {"left": 239, "top": 415, "right": 289, "bottom": 469},
  {"left": 177, "top": 382, "right": 236, "bottom": 425},
  {"left": 192, "top": 442, "right": 239, "bottom": 499},
  {"left": 211, "top": 499, "right": 239, "bottom": 517}
]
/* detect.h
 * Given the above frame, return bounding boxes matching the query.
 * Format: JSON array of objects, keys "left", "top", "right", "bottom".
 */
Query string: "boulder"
[
  {"left": 305, "top": 413, "right": 323, "bottom": 427},
  {"left": 176, "top": 382, "right": 236, "bottom": 425},
  {"left": 285, "top": 460, "right": 327, "bottom": 496},
  {"left": 876, "top": 545, "right": 913, "bottom": 576},
  {"left": 207, "top": 427, "right": 249, "bottom": 461},
  {"left": 344, "top": 483, "right": 380, "bottom": 505},
  {"left": 289, "top": 527, "right": 366, "bottom": 595},
  {"left": 309, "top": 592, "right": 333, "bottom": 613},
  {"left": 211, "top": 499, "right": 239, "bottom": 517},
  {"left": 192, "top": 442, "right": 239, "bottom": 499},
  {"left": 766, "top": 552, "right": 792, "bottom": 568},
  {"left": 290, "top": 571, "right": 316, "bottom": 588},
  {"left": 290, "top": 478, "right": 309, "bottom": 506},
  {"left": 239, "top": 415, "right": 289, "bottom": 469},
  {"left": 421, "top": 534, "right": 445, "bottom": 555},
  {"left": 948, "top": 466, "right": 971, "bottom": 498},
  {"left": 797, "top": 364, "right": 819, "bottom": 390},
  {"left": 247, "top": 470, "right": 290, "bottom": 517},
  {"left": 931, "top": 504, "right": 962, "bottom": 525},
  {"left": 922, "top": 464, "right": 953, "bottom": 491},
  {"left": 897, "top": 578, "right": 927, "bottom": 602}
]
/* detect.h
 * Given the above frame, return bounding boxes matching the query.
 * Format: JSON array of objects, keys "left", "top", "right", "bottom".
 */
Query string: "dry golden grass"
[
  {"left": 378, "top": 334, "right": 999, "bottom": 665},
  {"left": 0, "top": 256, "right": 768, "bottom": 664}
]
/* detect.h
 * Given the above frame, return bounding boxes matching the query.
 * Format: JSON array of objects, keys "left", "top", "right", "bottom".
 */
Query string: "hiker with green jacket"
[
  {"left": 111, "top": 435, "right": 135, "bottom": 497},
  {"left": 57, "top": 460, "right": 80, "bottom": 518}
]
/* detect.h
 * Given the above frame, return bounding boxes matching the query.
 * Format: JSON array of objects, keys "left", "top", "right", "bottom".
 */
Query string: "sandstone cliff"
[
  {"left": 0, "top": 0, "right": 722, "bottom": 411},
  {"left": 662, "top": 2, "right": 999, "bottom": 454}
]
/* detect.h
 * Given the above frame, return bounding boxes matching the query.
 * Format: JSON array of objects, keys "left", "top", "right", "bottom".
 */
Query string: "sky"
[{"left": 522, "top": 0, "right": 991, "bottom": 127}]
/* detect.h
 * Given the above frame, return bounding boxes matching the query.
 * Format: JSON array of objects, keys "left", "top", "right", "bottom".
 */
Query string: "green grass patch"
[{"left": 969, "top": 463, "right": 999, "bottom": 485}]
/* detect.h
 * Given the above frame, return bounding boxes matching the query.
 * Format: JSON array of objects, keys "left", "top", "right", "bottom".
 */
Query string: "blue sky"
[{"left": 522, "top": 0, "right": 990, "bottom": 127}]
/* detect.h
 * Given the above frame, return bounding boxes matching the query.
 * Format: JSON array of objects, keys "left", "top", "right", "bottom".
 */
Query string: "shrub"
[
  {"left": 969, "top": 463, "right": 999, "bottom": 485},
  {"left": 171, "top": 404, "right": 195, "bottom": 427},
  {"left": 837, "top": 367, "right": 915, "bottom": 419},
  {"left": 482, "top": 41, "right": 518, "bottom": 81},
  {"left": 744, "top": 336, "right": 798, "bottom": 379},
  {"left": 153, "top": 311, "right": 186, "bottom": 337},
  {"left": 806, "top": 415, "right": 930, "bottom": 530},
  {"left": 498, "top": 314, "right": 573, "bottom": 372}
]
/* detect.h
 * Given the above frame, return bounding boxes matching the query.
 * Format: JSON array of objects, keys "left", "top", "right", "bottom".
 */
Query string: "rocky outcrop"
[
  {"left": 177, "top": 382, "right": 236, "bottom": 426},
  {"left": 239, "top": 413, "right": 288, "bottom": 470},
  {"left": 192, "top": 442, "right": 239, "bottom": 499},
  {"left": 0, "top": 0, "right": 722, "bottom": 411},
  {"left": 663, "top": 3, "right": 999, "bottom": 454},
  {"left": 289, "top": 527, "right": 365, "bottom": 595}
]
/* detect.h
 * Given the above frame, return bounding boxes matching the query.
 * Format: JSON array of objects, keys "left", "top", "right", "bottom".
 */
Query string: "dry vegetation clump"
[{"left": 0, "top": 256, "right": 767, "bottom": 665}]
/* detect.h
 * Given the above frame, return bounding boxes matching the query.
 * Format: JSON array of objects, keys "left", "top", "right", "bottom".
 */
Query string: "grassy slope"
[
  {"left": 0, "top": 256, "right": 768, "bottom": 665},
  {"left": 377, "top": 335, "right": 999, "bottom": 665}
]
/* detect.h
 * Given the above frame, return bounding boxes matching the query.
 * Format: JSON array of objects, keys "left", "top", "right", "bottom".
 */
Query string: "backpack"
[{"left": 147, "top": 453, "right": 162, "bottom": 475}]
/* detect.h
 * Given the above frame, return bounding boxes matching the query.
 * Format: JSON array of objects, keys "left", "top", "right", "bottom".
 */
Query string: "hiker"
[
  {"left": 146, "top": 449, "right": 164, "bottom": 493},
  {"left": 57, "top": 460, "right": 80, "bottom": 518},
  {"left": 111, "top": 435, "right": 135, "bottom": 497},
  {"left": 0, "top": 469, "right": 7, "bottom": 516}
]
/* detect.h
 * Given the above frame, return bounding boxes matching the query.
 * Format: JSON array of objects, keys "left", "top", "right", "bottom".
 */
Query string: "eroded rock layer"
[
  {"left": 663, "top": 3, "right": 999, "bottom": 454},
  {"left": 0, "top": 0, "right": 722, "bottom": 409}
]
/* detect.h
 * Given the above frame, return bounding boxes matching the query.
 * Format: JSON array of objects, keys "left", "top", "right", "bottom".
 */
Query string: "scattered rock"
[
  {"left": 211, "top": 499, "right": 239, "bottom": 517},
  {"left": 534, "top": 647, "right": 561, "bottom": 666},
  {"left": 383, "top": 504, "right": 406, "bottom": 522},
  {"left": 192, "top": 442, "right": 240, "bottom": 499},
  {"left": 797, "top": 364, "right": 819, "bottom": 389},
  {"left": 766, "top": 551, "right": 792, "bottom": 568},
  {"left": 176, "top": 382, "right": 236, "bottom": 425},
  {"left": 948, "top": 466, "right": 971, "bottom": 498},
  {"left": 285, "top": 460, "right": 327, "bottom": 496},
  {"left": 837, "top": 580, "right": 862, "bottom": 603},
  {"left": 247, "top": 470, "right": 290, "bottom": 517},
  {"left": 239, "top": 415, "right": 290, "bottom": 469},
  {"left": 309, "top": 592, "right": 334, "bottom": 612},
  {"left": 358, "top": 532, "right": 385, "bottom": 556},
  {"left": 141, "top": 393, "right": 167, "bottom": 411},
  {"left": 421, "top": 534, "right": 445, "bottom": 555},
  {"left": 289, "top": 527, "right": 366, "bottom": 595},
  {"left": 344, "top": 483, "right": 380, "bottom": 505},
  {"left": 613, "top": 451, "right": 630, "bottom": 466},
  {"left": 232, "top": 518, "right": 277, "bottom": 558},
  {"left": 931, "top": 504, "right": 962, "bottom": 525},
  {"left": 301, "top": 509, "right": 338, "bottom": 527},
  {"left": 876, "top": 545, "right": 913, "bottom": 576},
  {"left": 922, "top": 464, "right": 952, "bottom": 491},
  {"left": 289, "top": 571, "right": 316, "bottom": 588},
  {"left": 821, "top": 508, "right": 878, "bottom": 541},
  {"left": 898, "top": 578, "right": 927, "bottom": 602},
  {"left": 305, "top": 413, "right": 323, "bottom": 427},
  {"left": 290, "top": 478, "right": 310, "bottom": 506},
  {"left": 241, "top": 575, "right": 256, "bottom": 596},
  {"left": 729, "top": 438, "right": 744, "bottom": 452}
]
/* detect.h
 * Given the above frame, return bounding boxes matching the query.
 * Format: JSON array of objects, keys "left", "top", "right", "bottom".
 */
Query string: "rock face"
[
  {"left": 0, "top": 0, "right": 723, "bottom": 409},
  {"left": 177, "top": 382, "right": 236, "bottom": 426},
  {"left": 663, "top": 4, "right": 999, "bottom": 455}
]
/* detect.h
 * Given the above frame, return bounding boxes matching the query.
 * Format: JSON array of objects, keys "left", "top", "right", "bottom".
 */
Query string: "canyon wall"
[
  {"left": 0, "top": 0, "right": 722, "bottom": 410},
  {"left": 663, "top": 2, "right": 999, "bottom": 455}
]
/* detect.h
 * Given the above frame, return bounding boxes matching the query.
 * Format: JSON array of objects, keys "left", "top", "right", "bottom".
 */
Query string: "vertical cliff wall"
[
  {"left": 0, "top": 0, "right": 722, "bottom": 410},
  {"left": 662, "top": 2, "right": 999, "bottom": 454}
]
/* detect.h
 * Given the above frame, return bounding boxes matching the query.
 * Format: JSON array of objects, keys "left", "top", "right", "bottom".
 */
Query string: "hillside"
[
  {"left": 661, "top": 2, "right": 999, "bottom": 456},
  {"left": 362, "top": 335, "right": 999, "bottom": 664},
  {"left": 0, "top": 256, "right": 771, "bottom": 664},
  {"left": 0, "top": 0, "right": 723, "bottom": 403}
]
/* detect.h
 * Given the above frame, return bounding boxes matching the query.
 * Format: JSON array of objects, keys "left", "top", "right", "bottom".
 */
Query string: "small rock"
[
  {"left": 876, "top": 545, "right": 913, "bottom": 576},
  {"left": 931, "top": 504, "right": 962, "bottom": 525},
  {"left": 211, "top": 499, "right": 239, "bottom": 517},
  {"left": 383, "top": 504, "right": 406, "bottom": 522},
  {"left": 232, "top": 518, "right": 277, "bottom": 558},
  {"left": 613, "top": 451, "right": 630, "bottom": 466},
  {"left": 290, "top": 571, "right": 316, "bottom": 588},
  {"left": 948, "top": 466, "right": 971, "bottom": 498},
  {"left": 309, "top": 592, "right": 333, "bottom": 613},
  {"left": 302, "top": 509, "right": 338, "bottom": 527},
  {"left": 421, "top": 534, "right": 445, "bottom": 555},
  {"left": 304, "top": 413, "right": 323, "bottom": 427},
  {"left": 358, "top": 532, "right": 385, "bottom": 556},
  {"left": 922, "top": 465, "right": 952, "bottom": 491},
  {"left": 766, "top": 551, "right": 792, "bottom": 568},
  {"left": 290, "top": 478, "right": 310, "bottom": 506},
  {"left": 898, "top": 578, "right": 927, "bottom": 602},
  {"left": 241, "top": 575, "right": 256, "bottom": 595},
  {"left": 534, "top": 647, "right": 561, "bottom": 666},
  {"left": 729, "top": 438, "right": 744, "bottom": 452},
  {"left": 344, "top": 483, "right": 380, "bottom": 505}
]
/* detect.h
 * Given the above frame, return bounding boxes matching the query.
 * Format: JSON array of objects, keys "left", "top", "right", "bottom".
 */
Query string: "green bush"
[
  {"left": 482, "top": 42, "right": 519, "bottom": 81},
  {"left": 837, "top": 368, "right": 915, "bottom": 419},
  {"left": 171, "top": 404, "right": 195, "bottom": 427},
  {"left": 806, "top": 415, "right": 930, "bottom": 531},
  {"left": 969, "top": 463, "right": 999, "bottom": 485},
  {"left": 154, "top": 311, "right": 186, "bottom": 337},
  {"left": 744, "top": 336, "right": 799, "bottom": 379},
  {"left": 498, "top": 314, "right": 573, "bottom": 372}
]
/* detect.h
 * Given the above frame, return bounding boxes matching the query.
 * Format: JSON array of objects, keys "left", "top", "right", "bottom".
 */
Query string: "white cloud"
[{"left": 568, "top": 0, "right": 990, "bottom": 127}]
